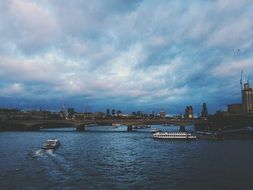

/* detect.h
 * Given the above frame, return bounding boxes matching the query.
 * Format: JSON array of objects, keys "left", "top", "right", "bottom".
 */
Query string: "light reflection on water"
[{"left": 1, "top": 125, "right": 253, "bottom": 190}]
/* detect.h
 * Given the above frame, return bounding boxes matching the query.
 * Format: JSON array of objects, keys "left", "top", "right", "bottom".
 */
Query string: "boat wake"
[
  {"left": 32, "top": 149, "right": 45, "bottom": 157},
  {"left": 32, "top": 148, "right": 80, "bottom": 182},
  {"left": 32, "top": 149, "right": 56, "bottom": 157},
  {"left": 45, "top": 149, "right": 55, "bottom": 156}
]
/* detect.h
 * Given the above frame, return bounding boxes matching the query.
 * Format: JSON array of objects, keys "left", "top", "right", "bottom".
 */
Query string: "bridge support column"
[
  {"left": 127, "top": 125, "right": 133, "bottom": 132},
  {"left": 76, "top": 125, "right": 86, "bottom": 132},
  {"left": 180, "top": 125, "right": 186, "bottom": 132}
]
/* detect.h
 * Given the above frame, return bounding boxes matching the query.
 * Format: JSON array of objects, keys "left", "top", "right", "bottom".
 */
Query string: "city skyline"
[{"left": 0, "top": 0, "right": 253, "bottom": 114}]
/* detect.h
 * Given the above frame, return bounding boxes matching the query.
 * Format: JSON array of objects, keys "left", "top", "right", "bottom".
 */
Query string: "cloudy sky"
[{"left": 0, "top": 0, "right": 253, "bottom": 114}]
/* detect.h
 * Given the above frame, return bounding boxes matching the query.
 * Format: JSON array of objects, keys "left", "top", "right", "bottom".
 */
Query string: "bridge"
[{"left": 0, "top": 118, "right": 201, "bottom": 132}]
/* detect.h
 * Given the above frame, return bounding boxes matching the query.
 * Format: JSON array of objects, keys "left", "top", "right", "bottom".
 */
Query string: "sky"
[{"left": 0, "top": 0, "right": 253, "bottom": 114}]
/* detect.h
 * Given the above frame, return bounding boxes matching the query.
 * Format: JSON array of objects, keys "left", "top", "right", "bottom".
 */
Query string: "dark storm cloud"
[{"left": 0, "top": 0, "right": 253, "bottom": 114}]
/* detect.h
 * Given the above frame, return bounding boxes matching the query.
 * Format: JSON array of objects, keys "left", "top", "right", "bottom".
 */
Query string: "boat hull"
[
  {"left": 42, "top": 143, "right": 60, "bottom": 150},
  {"left": 153, "top": 132, "right": 196, "bottom": 140},
  {"left": 42, "top": 139, "right": 60, "bottom": 150}
]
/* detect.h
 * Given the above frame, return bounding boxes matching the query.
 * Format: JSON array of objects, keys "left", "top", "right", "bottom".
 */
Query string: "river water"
[{"left": 1, "top": 125, "right": 253, "bottom": 190}]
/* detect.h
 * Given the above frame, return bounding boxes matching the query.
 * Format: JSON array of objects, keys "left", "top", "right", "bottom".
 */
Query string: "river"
[{"left": 1, "top": 125, "right": 253, "bottom": 190}]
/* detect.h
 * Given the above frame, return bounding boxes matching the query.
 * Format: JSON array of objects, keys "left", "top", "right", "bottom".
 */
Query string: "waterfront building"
[
  {"left": 241, "top": 82, "right": 253, "bottom": 114},
  {"left": 184, "top": 106, "right": 193, "bottom": 119}
]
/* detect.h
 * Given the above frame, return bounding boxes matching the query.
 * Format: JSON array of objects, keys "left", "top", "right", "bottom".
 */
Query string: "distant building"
[
  {"left": 227, "top": 104, "right": 242, "bottom": 115},
  {"left": 116, "top": 110, "right": 122, "bottom": 116},
  {"left": 131, "top": 111, "right": 143, "bottom": 118},
  {"left": 67, "top": 108, "right": 75, "bottom": 118},
  {"left": 136, "top": 111, "right": 143, "bottom": 117},
  {"left": 184, "top": 106, "right": 193, "bottom": 119},
  {"left": 173, "top": 114, "right": 183, "bottom": 120},
  {"left": 148, "top": 111, "right": 155, "bottom": 118},
  {"left": 111, "top": 109, "right": 115, "bottom": 116},
  {"left": 215, "top": 110, "right": 229, "bottom": 117},
  {"left": 160, "top": 111, "right": 166, "bottom": 118},
  {"left": 242, "top": 82, "right": 253, "bottom": 114},
  {"left": 96, "top": 112, "right": 105, "bottom": 118},
  {"left": 59, "top": 110, "right": 65, "bottom": 119},
  {"left": 73, "top": 113, "right": 84, "bottom": 120},
  {"left": 201, "top": 103, "right": 208, "bottom": 118},
  {"left": 106, "top": 109, "right": 110, "bottom": 117},
  {"left": 83, "top": 112, "right": 94, "bottom": 119},
  {"left": 226, "top": 74, "right": 253, "bottom": 115},
  {"left": 0, "top": 108, "right": 20, "bottom": 113}
]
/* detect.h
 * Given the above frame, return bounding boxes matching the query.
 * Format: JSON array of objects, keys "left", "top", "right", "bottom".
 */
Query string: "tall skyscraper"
[
  {"left": 184, "top": 106, "right": 193, "bottom": 119},
  {"left": 106, "top": 109, "right": 110, "bottom": 117},
  {"left": 201, "top": 103, "right": 208, "bottom": 117},
  {"left": 242, "top": 82, "right": 253, "bottom": 113},
  {"left": 111, "top": 109, "right": 115, "bottom": 116}
]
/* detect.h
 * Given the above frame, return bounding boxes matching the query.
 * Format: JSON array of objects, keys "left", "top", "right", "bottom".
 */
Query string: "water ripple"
[{"left": 1, "top": 126, "right": 253, "bottom": 189}]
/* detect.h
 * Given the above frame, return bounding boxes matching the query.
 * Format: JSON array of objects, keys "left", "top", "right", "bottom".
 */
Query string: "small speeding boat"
[{"left": 42, "top": 139, "right": 60, "bottom": 150}]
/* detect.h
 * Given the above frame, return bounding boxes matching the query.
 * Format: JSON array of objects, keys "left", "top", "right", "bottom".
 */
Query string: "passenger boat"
[
  {"left": 42, "top": 139, "right": 60, "bottom": 150},
  {"left": 153, "top": 132, "right": 196, "bottom": 139}
]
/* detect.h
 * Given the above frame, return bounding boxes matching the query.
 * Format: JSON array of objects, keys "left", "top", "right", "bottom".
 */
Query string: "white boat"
[
  {"left": 151, "top": 128, "right": 159, "bottom": 133},
  {"left": 153, "top": 132, "right": 196, "bottom": 139},
  {"left": 42, "top": 139, "right": 60, "bottom": 150}
]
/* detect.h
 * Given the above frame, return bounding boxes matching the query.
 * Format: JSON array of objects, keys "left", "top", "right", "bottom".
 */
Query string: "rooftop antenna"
[{"left": 240, "top": 70, "right": 243, "bottom": 90}]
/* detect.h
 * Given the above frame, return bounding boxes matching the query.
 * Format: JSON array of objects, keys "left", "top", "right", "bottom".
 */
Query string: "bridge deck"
[{"left": 3, "top": 118, "right": 200, "bottom": 129}]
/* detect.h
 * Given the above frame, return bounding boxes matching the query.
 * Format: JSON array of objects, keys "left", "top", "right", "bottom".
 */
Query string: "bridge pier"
[
  {"left": 180, "top": 125, "right": 186, "bottom": 132},
  {"left": 76, "top": 125, "right": 86, "bottom": 132},
  {"left": 127, "top": 125, "right": 133, "bottom": 132}
]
